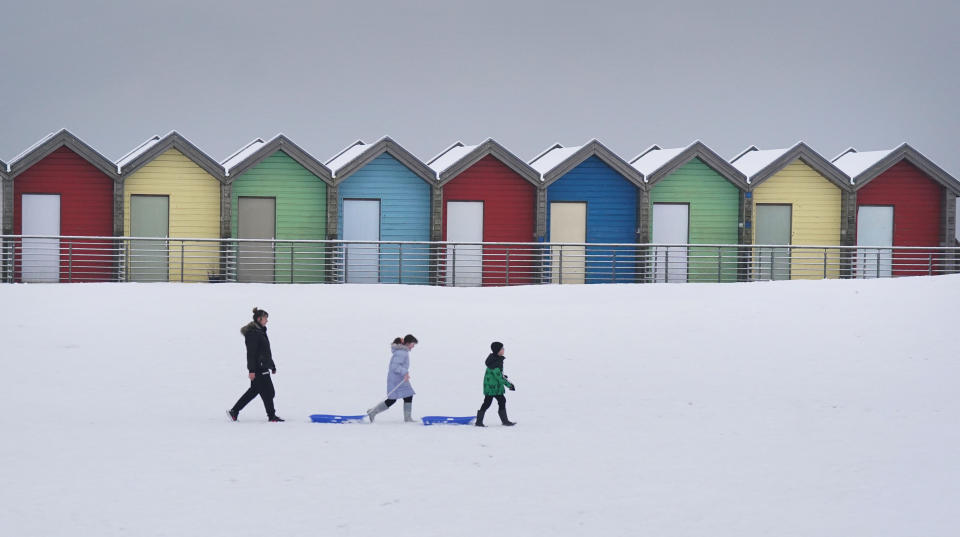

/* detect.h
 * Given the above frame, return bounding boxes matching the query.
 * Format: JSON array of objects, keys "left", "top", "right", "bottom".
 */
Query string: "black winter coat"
[{"left": 241, "top": 322, "right": 275, "bottom": 373}]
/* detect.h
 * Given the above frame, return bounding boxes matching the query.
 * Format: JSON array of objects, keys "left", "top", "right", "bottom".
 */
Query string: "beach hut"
[
  {"left": 833, "top": 144, "right": 959, "bottom": 277},
  {"left": 731, "top": 142, "right": 852, "bottom": 280},
  {"left": 630, "top": 141, "right": 748, "bottom": 282},
  {"left": 326, "top": 137, "right": 435, "bottom": 284},
  {"left": 530, "top": 139, "right": 644, "bottom": 284},
  {"left": 428, "top": 139, "right": 540, "bottom": 286},
  {"left": 222, "top": 135, "right": 333, "bottom": 283},
  {"left": 6, "top": 129, "right": 118, "bottom": 282},
  {"left": 118, "top": 132, "right": 225, "bottom": 282}
]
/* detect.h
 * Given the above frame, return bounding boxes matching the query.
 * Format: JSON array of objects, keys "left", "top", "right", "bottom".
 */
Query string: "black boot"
[
  {"left": 498, "top": 405, "right": 516, "bottom": 426},
  {"left": 475, "top": 409, "right": 486, "bottom": 427},
  {"left": 268, "top": 415, "right": 285, "bottom": 422}
]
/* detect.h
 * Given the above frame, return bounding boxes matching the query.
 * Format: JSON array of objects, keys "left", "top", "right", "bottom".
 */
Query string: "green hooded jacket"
[{"left": 482, "top": 353, "right": 513, "bottom": 396}]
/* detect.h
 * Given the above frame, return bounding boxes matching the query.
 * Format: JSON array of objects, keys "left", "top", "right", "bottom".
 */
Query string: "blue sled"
[
  {"left": 421, "top": 416, "right": 476, "bottom": 426},
  {"left": 310, "top": 414, "right": 366, "bottom": 423}
]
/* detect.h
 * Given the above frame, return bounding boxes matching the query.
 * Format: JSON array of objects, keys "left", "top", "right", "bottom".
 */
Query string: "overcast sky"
[{"left": 1, "top": 0, "right": 957, "bottom": 174}]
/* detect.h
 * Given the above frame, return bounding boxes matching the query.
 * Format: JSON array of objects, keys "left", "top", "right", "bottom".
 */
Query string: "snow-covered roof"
[
  {"left": 325, "top": 140, "right": 369, "bottom": 175},
  {"left": 116, "top": 135, "right": 162, "bottom": 172},
  {"left": 8, "top": 131, "right": 57, "bottom": 166},
  {"left": 427, "top": 142, "right": 478, "bottom": 176},
  {"left": 222, "top": 138, "right": 265, "bottom": 175},
  {"left": 529, "top": 144, "right": 583, "bottom": 176},
  {"left": 629, "top": 145, "right": 688, "bottom": 178},
  {"left": 831, "top": 148, "right": 894, "bottom": 180},
  {"left": 730, "top": 146, "right": 791, "bottom": 180}
]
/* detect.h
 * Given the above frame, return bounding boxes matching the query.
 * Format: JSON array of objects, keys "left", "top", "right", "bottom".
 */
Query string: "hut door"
[
  {"left": 446, "top": 201, "right": 484, "bottom": 286},
  {"left": 652, "top": 203, "right": 689, "bottom": 282},
  {"left": 130, "top": 195, "right": 169, "bottom": 282},
  {"left": 856, "top": 206, "right": 893, "bottom": 278},
  {"left": 238, "top": 197, "right": 276, "bottom": 283},
  {"left": 21, "top": 194, "right": 60, "bottom": 282},
  {"left": 550, "top": 202, "right": 586, "bottom": 284},
  {"left": 342, "top": 199, "right": 380, "bottom": 283},
  {"left": 755, "top": 204, "right": 791, "bottom": 280}
]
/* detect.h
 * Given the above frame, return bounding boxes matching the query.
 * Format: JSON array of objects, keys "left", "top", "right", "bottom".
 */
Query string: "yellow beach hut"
[
  {"left": 731, "top": 142, "right": 853, "bottom": 280},
  {"left": 117, "top": 132, "right": 225, "bottom": 282}
]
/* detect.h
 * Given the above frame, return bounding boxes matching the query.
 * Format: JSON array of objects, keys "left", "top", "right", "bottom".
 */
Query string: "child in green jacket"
[{"left": 476, "top": 341, "right": 516, "bottom": 427}]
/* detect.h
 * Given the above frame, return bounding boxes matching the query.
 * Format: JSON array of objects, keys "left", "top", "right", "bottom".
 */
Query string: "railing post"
[
  {"left": 823, "top": 250, "right": 827, "bottom": 279},
  {"left": 717, "top": 247, "right": 722, "bottom": 283},
  {"left": 558, "top": 245, "right": 563, "bottom": 284},
  {"left": 180, "top": 242, "right": 185, "bottom": 283},
  {"left": 929, "top": 253, "right": 933, "bottom": 276},
  {"left": 398, "top": 243, "right": 403, "bottom": 284},
  {"left": 451, "top": 246, "right": 456, "bottom": 286},
  {"left": 505, "top": 248, "right": 510, "bottom": 286},
  {"left": 68, "top": 241, "right": 73, "bottom": 283},
  {"left": 612, "top": 248, "right": 617, "bottom": 283}
]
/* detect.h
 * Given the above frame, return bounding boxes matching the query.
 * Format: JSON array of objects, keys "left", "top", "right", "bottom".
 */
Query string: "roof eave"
[
  {"left": 332, "top": 137, "right": 436, "bottom": 187},
  {"left": 541, "top": 140, "right": 645, "bottom": 189},
  {"left": 119, "top": 133, "right": 226, "bottom": 183},
  {"left": 853, "top": 144, "right": 960, "bottom": 194},
  {"left": 748, "top": 143, "right": 850, "bottom": 191},
  {"left": 645, "top": 142, "right": 748, "bottom": 190},
  {"left": 225, "top": 135, "right": 333, "bottom": 185},
  {"left": 438, "top": 139, "right": 541, "bottom": 188},
  {"left": 8, "top": 129, "right": 118, "bottom": 180}
]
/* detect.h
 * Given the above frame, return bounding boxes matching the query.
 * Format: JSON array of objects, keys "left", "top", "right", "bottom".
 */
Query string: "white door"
[
  {"left": 342, "top": 199, "right": 380, "bottom": 283},
  {"left": 652, "top": 203, "right": 689, "bottom": 282},
  {"left": 21, "top": 194, "right": 61, "bottom": 282},
  {"left": 446, "top": 201, "right": 484, "bottom": 286},
  {"left": 550, "top": 202, "right": 587, "bottom": 284},
  {"left": 856, "top": 206, "right": 893, "bottom": 278}
]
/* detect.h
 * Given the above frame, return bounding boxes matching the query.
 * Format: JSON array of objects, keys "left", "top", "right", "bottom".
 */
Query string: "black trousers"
[
  {"left": 478, "top": 394, "right": 509, "bottom": 423},
  {"left": 231, "top": 372, "right": 276, "bottom": 417},
  {"left": 384, "top": 396, "right": 413, "bottom": 408}
]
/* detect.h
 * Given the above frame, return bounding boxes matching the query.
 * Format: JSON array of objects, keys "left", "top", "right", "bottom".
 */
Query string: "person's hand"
[
  {"left": 508, "top": 382, "right": 516, "bottom": 391},
  {"left": 404, "top": 373, "right": 410, "bottom": 381},
  {"left": 271, "top": 368, "right": 277, "bottom": 374},
  {"left": 248, "top": 372, "right": 255, "bottom": 380}
]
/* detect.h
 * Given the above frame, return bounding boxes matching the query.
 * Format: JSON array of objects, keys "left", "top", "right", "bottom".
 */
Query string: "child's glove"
[{"left": 508, "top": 382, "right": 516, "bottom": 391}]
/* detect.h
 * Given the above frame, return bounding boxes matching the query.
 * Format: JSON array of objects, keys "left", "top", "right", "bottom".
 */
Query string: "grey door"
[
  {"left": 130, "top": 195, "right": 169, "bottom": 282},
  {"left": 238, "top": 197, "right": 276, "bottom": 283},
  {"left": 755, "top": 204, "right": 791, "bottom": 280}
]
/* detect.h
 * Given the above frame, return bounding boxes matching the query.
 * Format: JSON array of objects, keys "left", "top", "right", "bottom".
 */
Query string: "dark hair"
[
  {"left": 403, "top": 334, "right": 418, "bottom": 345},
  {"left": 392, "top": 337, "right": 403, "bottom": 345},
  {"left": 252, "top": 307, "right": 269, "bottom": 321}
]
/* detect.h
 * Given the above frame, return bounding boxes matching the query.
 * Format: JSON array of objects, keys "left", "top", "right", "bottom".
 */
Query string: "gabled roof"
[
  {"left": 117, "top": 131, "right": 225, "bottom": 182},
  {"left": 222, "top": 134, "right": 332, "bottom": 185},
  {"left": 7, "top": 129, "right": 118, "bottom": 180},
  {"left": 831, "top": 143, "right": 960, "bottom": 193},
  {"left": 427, "top": 138, "right": 540, "bottom": 187},
  {"left": 629, "top": 141, "right": 747, "bottom": 190},
  {"left": 730, "top": 142, "right": 849, "bottom": 189},
  {"left": 324, "top": 137, "right": 435, "bottom": 186},
  {"left": 528, "top": 139, "right": 644, "bottom": 188}
]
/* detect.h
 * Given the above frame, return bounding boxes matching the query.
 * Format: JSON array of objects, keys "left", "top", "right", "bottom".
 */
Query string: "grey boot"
[
  {"left": 403, "top": 401, "right": 416, "bottom": 422},
  {"left": 367, "top": 401, "right": 388, "bottom": 423}
]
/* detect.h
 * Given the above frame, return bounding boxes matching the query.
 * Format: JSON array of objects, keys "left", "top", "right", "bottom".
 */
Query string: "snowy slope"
[{"left": 1, "top": 278, "right": 959, "bottom": 537}]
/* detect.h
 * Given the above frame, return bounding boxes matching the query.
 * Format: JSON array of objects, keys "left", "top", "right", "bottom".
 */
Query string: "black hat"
[{"left": 491, "top": 341, "right": 504, "bottom": 354}]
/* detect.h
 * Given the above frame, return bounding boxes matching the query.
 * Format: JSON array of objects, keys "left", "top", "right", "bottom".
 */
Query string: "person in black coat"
[{"left": 227, "top": 307, "right": 283, "bottom": 422}]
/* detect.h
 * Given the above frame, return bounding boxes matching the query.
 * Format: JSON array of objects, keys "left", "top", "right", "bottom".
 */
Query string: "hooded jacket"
[
  {"left": 483, "top": 353, "right": 513, "bottom": 396},
  {"left": 241, "top": 321, "right": 275, "bottom": 374}
]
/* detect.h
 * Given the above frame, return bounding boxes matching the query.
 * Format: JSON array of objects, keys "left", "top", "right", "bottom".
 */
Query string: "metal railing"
[{"left": 1, "top": 235, "right": 958, "bottom": 284}]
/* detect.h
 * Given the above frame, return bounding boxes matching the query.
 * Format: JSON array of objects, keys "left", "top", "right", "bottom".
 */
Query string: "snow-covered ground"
[{"left": 2, "top": 277, "right": 959, "bottom": 537}]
